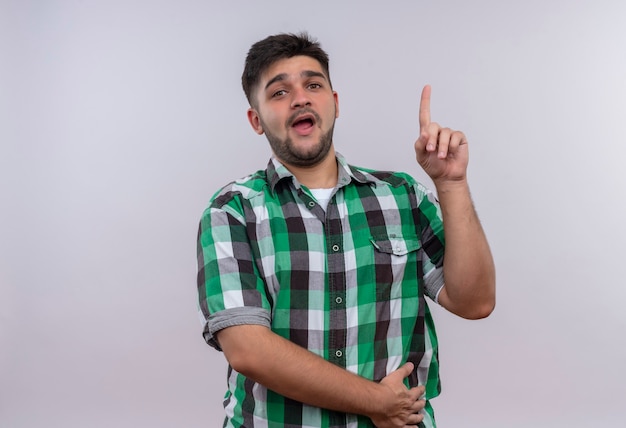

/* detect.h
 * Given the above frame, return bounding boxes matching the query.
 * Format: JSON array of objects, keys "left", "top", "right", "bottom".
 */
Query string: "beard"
[{"left": 260, "top": 110, "right": 336, "bottom": 168}]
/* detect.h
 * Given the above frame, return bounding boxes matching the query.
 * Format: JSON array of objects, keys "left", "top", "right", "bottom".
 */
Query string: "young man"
[{"left": 197, "top": 33, "right": 495, "bottom": 427}]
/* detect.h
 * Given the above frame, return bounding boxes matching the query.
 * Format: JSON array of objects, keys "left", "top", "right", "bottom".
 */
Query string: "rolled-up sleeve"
[
  {"left": 416, "top": 187, "right": 446, "bottom": 303},
  {"left": 197, "top": 199, "right": 272, "bottom": 351}
]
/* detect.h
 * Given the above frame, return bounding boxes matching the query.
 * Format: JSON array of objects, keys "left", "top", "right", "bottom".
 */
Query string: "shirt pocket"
[
  {"left": 370, "top": 234, "right": 421, "bottom": 256},
  {"left": 369, "top": 234, "right": 422, "bottom": 299}
]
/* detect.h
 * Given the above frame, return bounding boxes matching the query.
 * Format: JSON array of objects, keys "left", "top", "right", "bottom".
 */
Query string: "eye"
[
  {"left": 272, "top": 89, "right": 287, "bottom": 98},
  {"left": 308, "top": 83, "right": 322, "bottom": 90}
]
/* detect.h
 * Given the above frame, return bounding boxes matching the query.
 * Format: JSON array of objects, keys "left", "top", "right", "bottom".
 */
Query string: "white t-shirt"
[{"left": 310, "top": 187, "right": 334, "bottom": 211}]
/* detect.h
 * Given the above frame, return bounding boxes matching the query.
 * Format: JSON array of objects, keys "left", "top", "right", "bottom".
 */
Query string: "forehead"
[{"left": 260, "top": 55, "right": 327, "bottom": 86}]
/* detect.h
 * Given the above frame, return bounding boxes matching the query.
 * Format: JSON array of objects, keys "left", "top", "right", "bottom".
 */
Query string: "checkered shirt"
[{"left": 197, "top": 153, "right": 445, "bottom": 427}]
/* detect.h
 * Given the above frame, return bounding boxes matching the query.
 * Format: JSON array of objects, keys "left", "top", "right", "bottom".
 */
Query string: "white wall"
[{"left": 2, "top": 1, "right": 625, "bottom": 427}]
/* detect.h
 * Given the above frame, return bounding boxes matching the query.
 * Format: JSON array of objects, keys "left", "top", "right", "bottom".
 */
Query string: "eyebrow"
[{"left": 264, "top": 70, "right": 328, "bottom": 91}]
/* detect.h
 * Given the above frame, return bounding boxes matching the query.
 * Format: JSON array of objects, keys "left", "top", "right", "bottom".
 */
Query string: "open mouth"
[{"left": 290, "top": 113, "right": 317, "bottom": 133}]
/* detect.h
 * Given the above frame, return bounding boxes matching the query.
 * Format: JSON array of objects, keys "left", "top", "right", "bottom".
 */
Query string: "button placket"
[{"left": 325, "top": 194, "right": 346, "bottom": 368}]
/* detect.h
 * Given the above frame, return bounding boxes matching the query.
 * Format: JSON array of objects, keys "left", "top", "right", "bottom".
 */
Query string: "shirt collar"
[{"left": 265, "top": 152, "right": 374, "bottom": 193}]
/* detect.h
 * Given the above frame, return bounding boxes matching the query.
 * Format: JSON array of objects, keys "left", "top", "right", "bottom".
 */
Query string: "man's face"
[{"left": 247, "top": 55, "right": 339, "bottom": 168}]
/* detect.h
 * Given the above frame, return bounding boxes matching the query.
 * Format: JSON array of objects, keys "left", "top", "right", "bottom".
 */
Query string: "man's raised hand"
[{"left": 414, "top": 85, "right": 469, "bottom": 184}]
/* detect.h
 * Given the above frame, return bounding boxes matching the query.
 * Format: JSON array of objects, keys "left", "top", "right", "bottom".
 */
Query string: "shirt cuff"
[
  {"left": 424, "top": 267, "right": 444, "bottom": 303},
  {"left": 203, "top": 306, "right": 271, "bottom": 351}
]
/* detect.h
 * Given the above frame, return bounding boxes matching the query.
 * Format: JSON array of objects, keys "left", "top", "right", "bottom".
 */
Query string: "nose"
[{"left": 290, "top": 86, "right": 311, "bottom": 109}]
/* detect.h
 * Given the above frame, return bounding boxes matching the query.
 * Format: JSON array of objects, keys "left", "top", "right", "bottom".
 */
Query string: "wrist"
[
  {"left": 433, "top": 177, "right": 469, "bottom": 195},
  {"left": 361, "top": 381, "right": 388, "bottom": 420}
]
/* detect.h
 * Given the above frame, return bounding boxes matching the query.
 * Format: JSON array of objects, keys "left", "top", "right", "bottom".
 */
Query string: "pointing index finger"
[{"left": 419, "top": 84, "right": 431, "bottom": 130}]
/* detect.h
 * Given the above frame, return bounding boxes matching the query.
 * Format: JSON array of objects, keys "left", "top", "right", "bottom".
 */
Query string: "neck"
[{"left": 283, "top": 148, "right": 338, "bottom": 189}]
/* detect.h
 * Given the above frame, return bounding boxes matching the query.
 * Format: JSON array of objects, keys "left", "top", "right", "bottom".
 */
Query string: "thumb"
[
  {"left": 382, "top": 362, "right": 415, "bottom": 385},
  {"left": 398, "top": 362, "right": 414, "bottom": 378},
  {"left": 415, "top": 131, "right": 429, "bottom": 152}
]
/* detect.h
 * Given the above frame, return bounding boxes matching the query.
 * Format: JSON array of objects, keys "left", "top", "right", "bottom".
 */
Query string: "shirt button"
[
  {"left": 335, "top": 296, "right": 343, "bottom": 304},
  {"left": 332, "top": 244, "right": 340, "bottom": 252},
  {"left": 335, "top": 350, "right": 343, "bottom": 358}
]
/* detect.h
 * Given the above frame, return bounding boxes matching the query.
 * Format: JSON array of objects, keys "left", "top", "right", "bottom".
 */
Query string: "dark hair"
[{"left": 241, "top": 32, "right": 332, "bottom": 106}]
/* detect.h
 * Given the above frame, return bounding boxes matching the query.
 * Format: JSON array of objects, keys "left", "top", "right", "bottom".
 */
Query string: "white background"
[{"left": 2, "top": 1, "right": 626, "bottom": 427}]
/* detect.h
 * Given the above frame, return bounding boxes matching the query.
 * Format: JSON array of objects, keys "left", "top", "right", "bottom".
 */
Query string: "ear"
[
  {"left": 333, "top": 91, "right": 340, "bottom": 118},
  {"left": 247, "top": 108, "right": 264, "bottom": 135}
]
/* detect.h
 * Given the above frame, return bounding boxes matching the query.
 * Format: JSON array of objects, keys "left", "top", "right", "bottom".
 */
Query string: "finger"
[
  {"left": 382, "top": 362, "right": 414, "bottom": 385},
  {"left": 426, "top": 122, "right": 440, "bottom": 152},
  {"left": 406, "top": 412, "right": 425, "bottom": 425},
  {"left": 419, "top": 85, "right": 431, "bottom": 131},
  {"left": 408, "top": 384, "right": 425, "bottom": 395},
  {"left": 407, "top": 385, "right": 425, "bottom": 401},
  {"left": 415, "top": 130, "right": 429, "bottom": 152},
  {"left": 398, "top": 362, "right": 414, "bottom": 377},
  {"left": 411, "top": 398, "right": 426, "bottom": 412},
  {"left": 449, "top": 130, "right": 466, "bottom": 151},
  {"left": 437, "top": 127, "right": 452, "bottom": 159}
]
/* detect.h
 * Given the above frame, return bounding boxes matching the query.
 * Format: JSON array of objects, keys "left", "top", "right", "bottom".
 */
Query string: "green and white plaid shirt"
[{"left": 197, "top": 153, "right": 445, "bottom": 427}]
